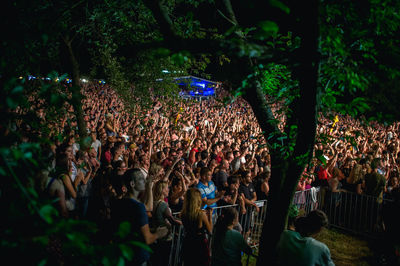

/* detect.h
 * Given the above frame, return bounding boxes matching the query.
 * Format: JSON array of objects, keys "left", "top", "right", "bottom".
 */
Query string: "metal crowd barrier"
[
  {"left": 292, "top": 187, "right": 393, "bottom": 236},
  {"left": 292, "top": 187, "right": 322, "bottom": 215},
  {"left": 318, "top": 188, "right": 392, "bottom": 236},
  {"left": 169, "top": 200, "right": 268, "bottom": 266},
  {"left": 166, "top": 188, "right": 391, "bottom": 265}
]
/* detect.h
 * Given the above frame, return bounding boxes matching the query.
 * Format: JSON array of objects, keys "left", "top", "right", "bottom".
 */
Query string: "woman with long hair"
[
  {"left": 211, "top": 207, "right": 252, "bottom": 266},
  {"left": 152, "top": 181, "right": 181, "bottom": 225},
  {"left": 181, "top": 188, "right": 212, "bottom": 266},
  {"left": 345, "top": 162, "right": 364, "bottom": 195},
  {"left": 47, "top": 154, "right": 70, "bottom": 218},
  {"left": 150, "top": 180, "right": 181, "bottom": 266}
]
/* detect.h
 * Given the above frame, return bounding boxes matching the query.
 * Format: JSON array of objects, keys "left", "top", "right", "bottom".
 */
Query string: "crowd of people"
[{"left": 20, "top": 81, "right": 400, "bottom": 265}]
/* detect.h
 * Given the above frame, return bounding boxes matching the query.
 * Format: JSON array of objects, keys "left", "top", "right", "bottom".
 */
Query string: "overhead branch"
[
  {"left": 219, "top": 0, "right": 239, "bottom": 26},
  {"left": 143, "top": 0, "right": 179, "bottom": 42}
]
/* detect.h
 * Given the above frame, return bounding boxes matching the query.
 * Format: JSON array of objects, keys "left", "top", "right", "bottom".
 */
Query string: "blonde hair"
[
  {"left": 153, "top": 180, "right": 168, "bottom": 202},
  {"left": 181, "top": 188, "right": 202, "bottom": 230},
  {"left": 348, "top": 164, "right": 364, "bottom": 184},
  {"left": 149, "top": 163, "right": 163, "bottom": 178}
]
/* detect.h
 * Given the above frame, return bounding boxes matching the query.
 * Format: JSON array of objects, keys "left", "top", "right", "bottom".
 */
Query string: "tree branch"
[
  {"left": 242, "top": 79, "right": 283, "bottom": 143},
  {"left": 143, "top": 0, "right": 179, "bottom": 42}
]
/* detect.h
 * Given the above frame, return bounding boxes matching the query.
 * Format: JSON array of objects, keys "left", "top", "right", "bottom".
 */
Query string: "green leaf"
[
  {"left": 117, "top": 257, "right": 125, "bottom": 266},
  {"left": 119, "top": 244, "right": 134, "bottom": 261},
  {"left": 12, "top": 148, "right": 23, "bottom": 160},
  {"left": 27, "top": 186, "right": 39, "bottom": 199},
  {"left": 258, "top": 20, "right": 279, "bottom": 36},
  {"left": 315, "top": 150, "right": 326, "bottom": 165},
  {"left": 117, "top": 221, "right": 131, "bottom": 238},
  {"left": 82, "top": 136, "right": 93, "bottom": 149},
  {"left": 0, "top": 167, "right": 6, "bottom": 176},
  {"left": 153, "top": 48, "right": 170, "bottom": 58},
  {"left": 39, "top": 205, "right": 57, "bottom": 224},
  {"left": 6, "top": 97, "right": 18, "bottom": 109},
  {"left": 42, "top": 34, "right": 48, "bottom": 44},
  {"left": 129, "top": 240, "right": 152, "bottom": 252},
  {"left": 38, "top": 259, "right": 47, "bottom": 266},
  {"left": 102, "top": 257, "right": 112, "bottom": 266},
  {"left": 24, "top": 151, "right": 33, "bottom": 159},
  {"left": 269, "top": 0, "right": 290, "bottom": 14},
  {"left": 11, "top": 86, "right": 23, "bottom": 94}
]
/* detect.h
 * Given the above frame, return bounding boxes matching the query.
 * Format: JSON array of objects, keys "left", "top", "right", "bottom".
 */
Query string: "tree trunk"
[
  {"left": 64, "top": 35, "right": 88, "bottom": 146},
  {"left": 254, "top": 0, "right": 320, "bottom": 265}
]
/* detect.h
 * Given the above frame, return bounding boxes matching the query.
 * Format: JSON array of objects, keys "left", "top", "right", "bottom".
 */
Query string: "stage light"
[{"left": 193, "top": 82, "right": 206, "bottom": 88}]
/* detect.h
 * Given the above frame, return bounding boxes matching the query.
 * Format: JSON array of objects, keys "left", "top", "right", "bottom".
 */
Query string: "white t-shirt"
[
  {"left": 72, "top": 143, "right": 80, "bottom": 156},
  {"left": 91, "top": 139, "right": 101, "bottom": 153},
  {"left": 70, "top": 161, "right": 78, "bottom": 182}
]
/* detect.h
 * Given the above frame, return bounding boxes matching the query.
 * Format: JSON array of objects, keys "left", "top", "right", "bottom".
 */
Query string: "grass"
[
  {"left": 241, "top": 228, "right": 375, "bottom": 266},
  {"left": 315, "top": 228, "right": 374, "bottom": 266}
]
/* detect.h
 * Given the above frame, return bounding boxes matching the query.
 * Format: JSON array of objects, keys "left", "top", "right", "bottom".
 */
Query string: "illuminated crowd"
[{"left": 21, "top": 81, "right": 399, "bottom": 265}]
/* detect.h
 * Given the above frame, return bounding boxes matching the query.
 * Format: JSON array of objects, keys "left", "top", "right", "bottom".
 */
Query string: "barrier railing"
[
  {"left": 167, "top": 188, "right": 392, "bottom": 265},
  {"left": 319, "top": 188, "right": 392, "bottom": 236},
  {"left": 292, "top": 187, "right": 321, "bottom": 214},
  {"left": 169, "top": 200, "right": 268, "bottom": 266}
]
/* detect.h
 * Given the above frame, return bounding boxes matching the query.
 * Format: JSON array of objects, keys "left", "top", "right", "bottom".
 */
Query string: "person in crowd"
[
  {"left": 254, "top": 171, "right": 270, "bottom": 201},
  {"left": 47, "top": 154, "right": 70, "bottom": 218},
  {"left": 168, "top": 173, "right": 188, "bottom": 213},
  {"left": 386, "top": 175, "right": 399, "bottom": 196},
  {"left": 181, "top": 188, "right": 213, "bottom": 266},
  {"left": 214, "top": 159, "right": 230, "bottom": 190},
  {"left": 364, "top": 158, "right": 386, "bottom": 201},
  {"left": 109, "top": 160, "right": 128, "bottom": 198},
  {"left": 57, "top": 144, "right": 81, "bottom": 215},
  {"left": 88, "top": 147, "right": 101, "bottom": 171},
  {"left": 105, "top": 113, "right": 117, "bottom": 137},
  {"left": 197, "top": 167, "right": 225, "bottom": 210},
  {"left": 75, "top": 150, "right": 96, "bottom": 219},
  {"left": 189, "top": 138, "right": 202, "bottom": 166},
  {"left": 90, "top": 131, "right": 102, "bottom": 160},
  {"left": 101, "top": 142, "right": 113, "bottom": 166},
  {"left": 111, "top": 169, "right": 168, "bottom": 266},
  {"left": 344, "top": 161, "right": 365, "bottom": 195},
  {"left": 150, "top": 180, "right": 182, "bottom": 266},
  {"left": 238, "top": 170, "right": 259, "bottom": 243},
  {"left": 196, "top": 150, "right": 209, "bottom": 169},
  {"left": 211, "top": 207, "right": 252, "bottom": 266},
  {"left": 277, "top": 209, "right": 335, "bottom": 266},
  {"left": 217, "top": 175, "right": 242, "bottom": 207}
]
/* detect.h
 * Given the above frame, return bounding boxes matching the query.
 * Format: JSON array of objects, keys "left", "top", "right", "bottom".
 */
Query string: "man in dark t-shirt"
[
  {"left": 111, "top": 169, "right": 168, "bottom": 265},
  {"left": 238, "top": 171, "right": 259, "bottom": 242},
  {"left": 239, "top": 170, "right": 257, "bottom": 204},
  {"left": 112, "top": 198, "right": 150, "bottom": 265},
  {"left": 214, "top": 159, "right": 230, "bottom": 190}
]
